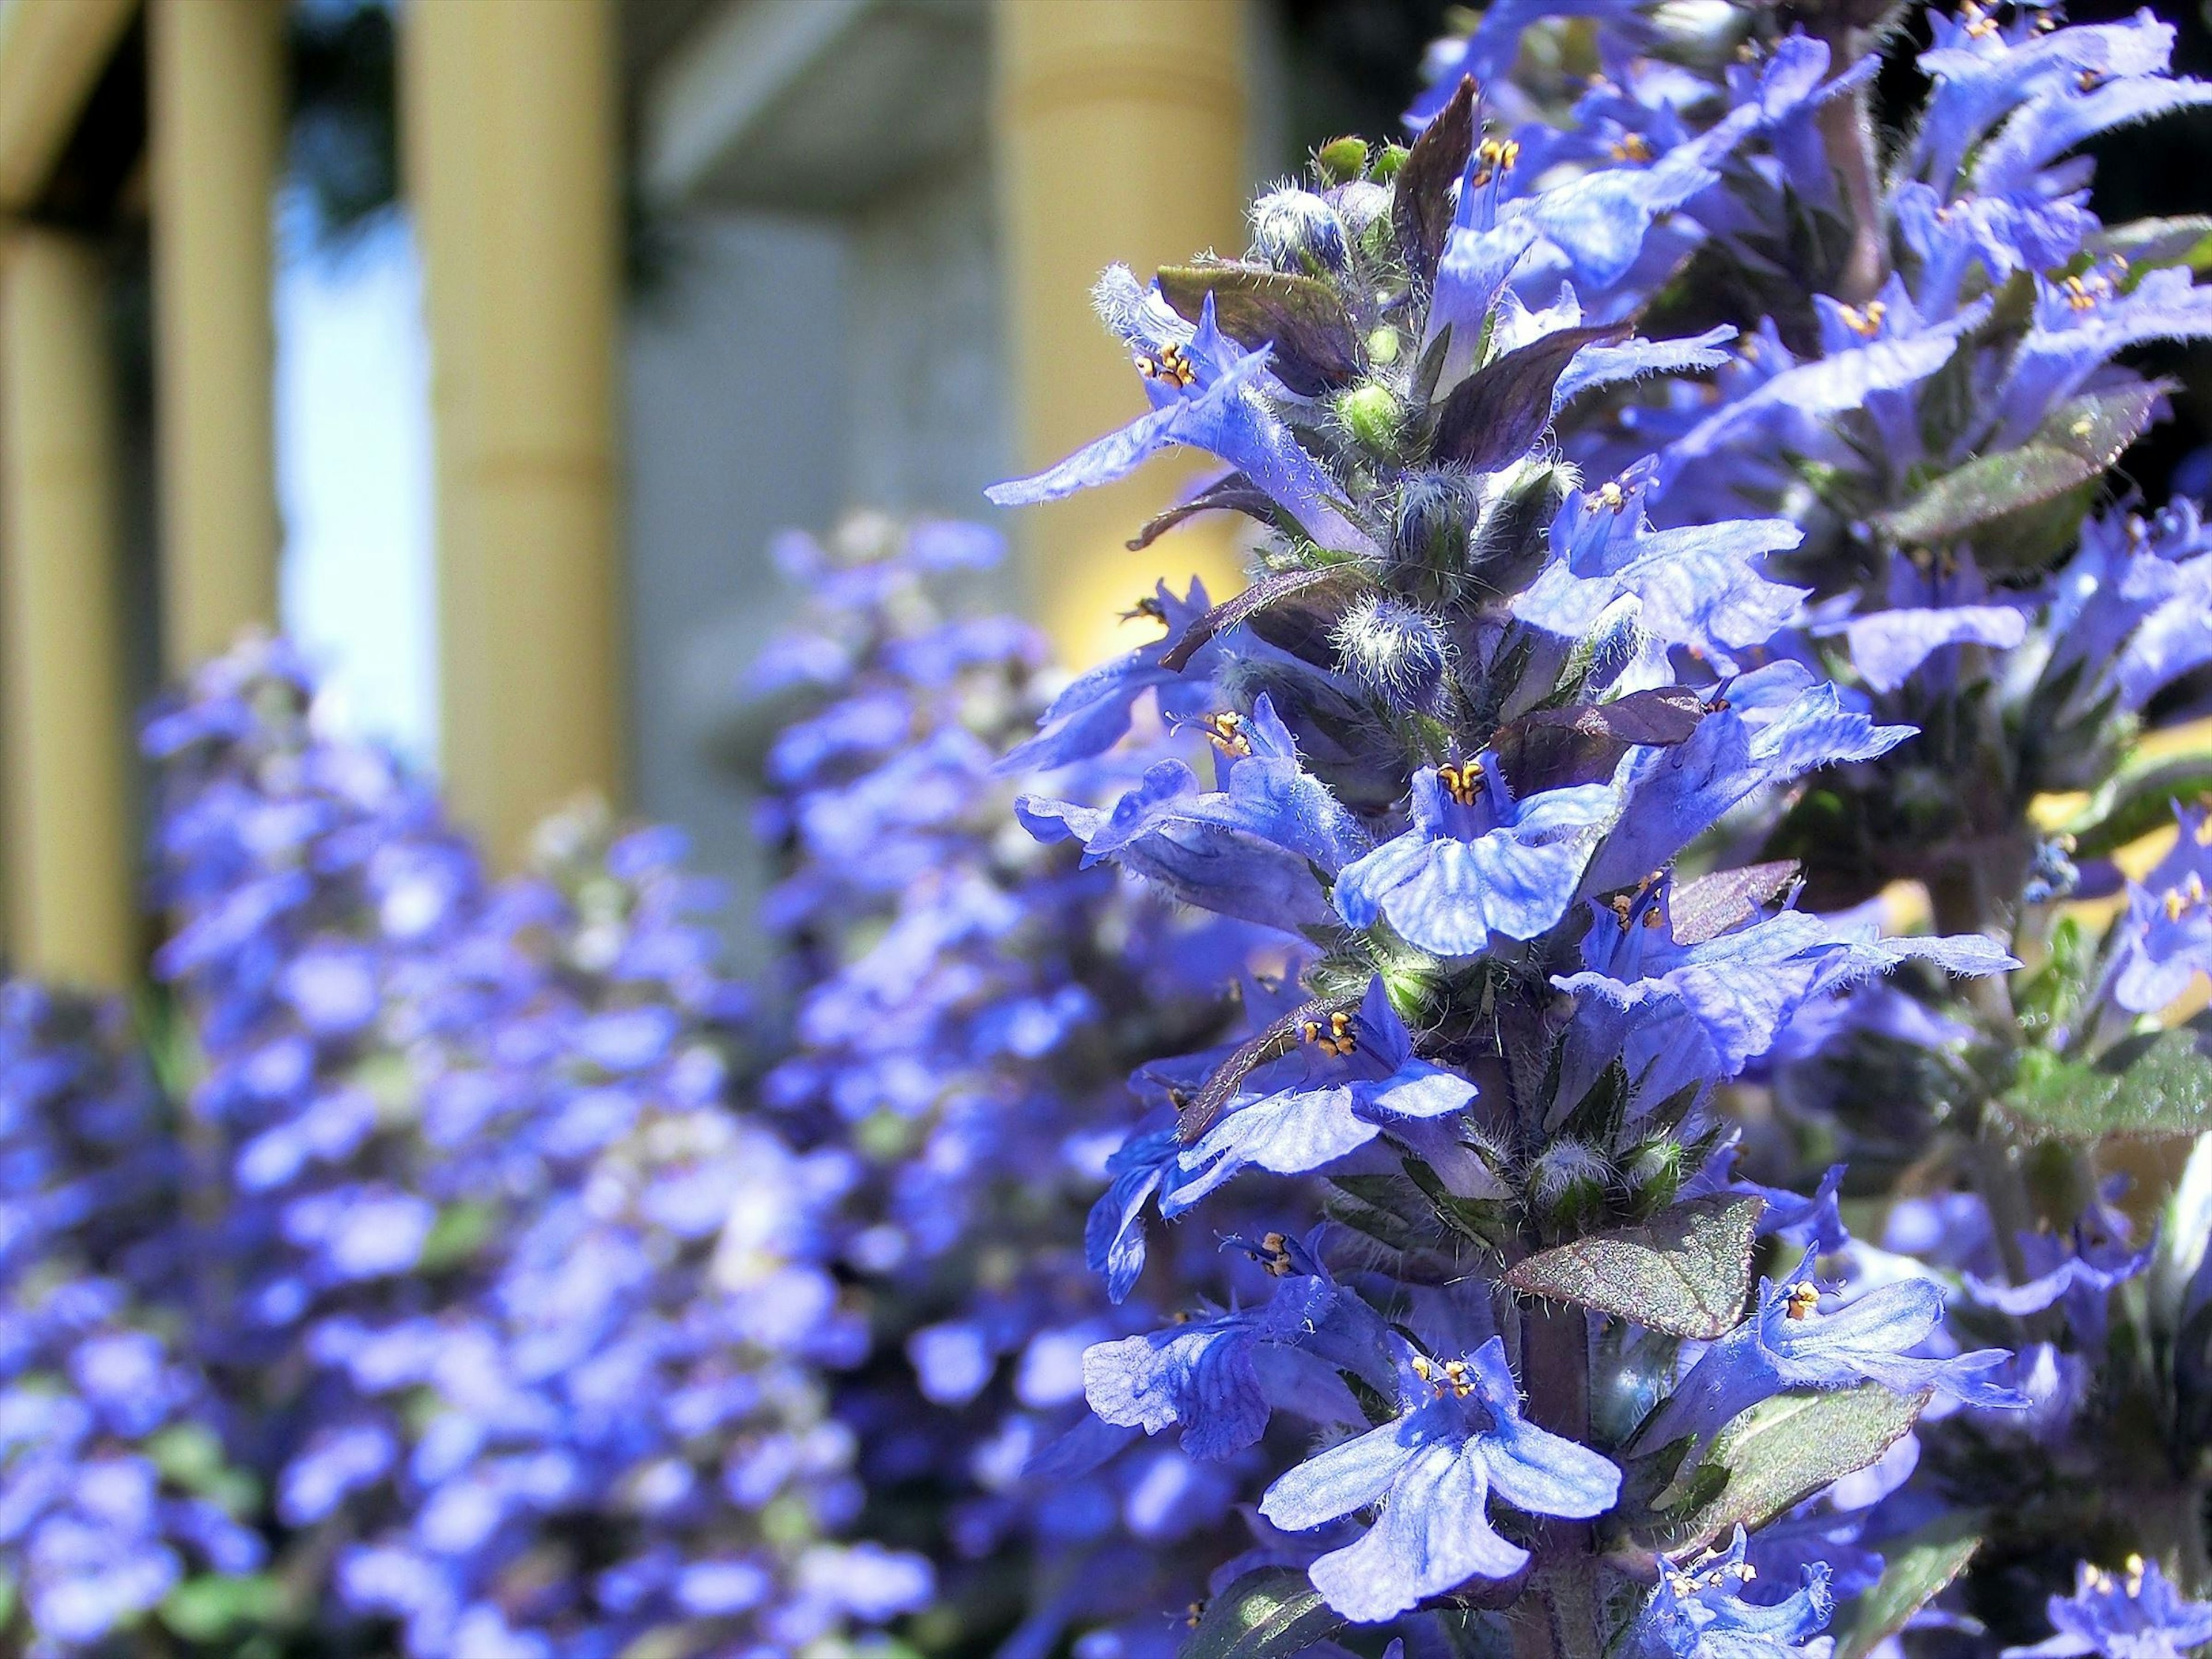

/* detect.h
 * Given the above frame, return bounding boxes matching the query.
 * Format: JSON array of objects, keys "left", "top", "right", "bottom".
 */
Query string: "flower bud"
[
  {"left": 1390, "top": 470, "right": 1479, "bottom": 588},
  {"left": 1333, "top": 381, "right": 1403, "bottom": 456},
  {"left": 1332, "top": 594, "right": 1452, "bottom": 717},
  {"left": 1467, "top": 460, "right": 1570, "bottom": 596},
  {"left": 1330, "top": 180, "right": 1393, "bottom": 244},
  {"left": 1313, "top": 136, "right": 1370, "bottom": 185},
  {"left": 1250, "top": 187, "right": 1351, "bottom": 275},
  {"left": 1621, "top": 1135, "right": 1685, "bottom": 1212},
  {"left": 1529, "top": 1138, "right": 1613, "bottom": 1233}
]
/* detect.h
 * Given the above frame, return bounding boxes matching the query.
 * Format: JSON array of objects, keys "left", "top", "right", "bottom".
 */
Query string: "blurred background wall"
[{"left": 0, "top": 0, "right": 2204, "bottom": 985}]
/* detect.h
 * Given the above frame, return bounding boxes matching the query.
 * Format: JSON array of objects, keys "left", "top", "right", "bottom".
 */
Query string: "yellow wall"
[
  {"left": 0, "top": 230, "right": 135, "bottom": 988},
  {"left": 994, "top": 0, "right": 1252, "bottom": 668},
  {"left": 403, "top": 0, "right": 626, "bottom": 869},
  {"left": 149, "top": 0, "right": 285, "bottom": 672}
]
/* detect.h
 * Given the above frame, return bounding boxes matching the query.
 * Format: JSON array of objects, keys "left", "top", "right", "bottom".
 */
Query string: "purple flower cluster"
[
  {"left": 980, "top": 3, "right": 2212, "bottom": 1652},
  {"left": 749, "top": 513, "right": 1281, "bottom": 1659}
]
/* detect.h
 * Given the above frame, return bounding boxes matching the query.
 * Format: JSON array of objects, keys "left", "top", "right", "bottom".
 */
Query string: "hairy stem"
[
  {"left": 1814, "top": 29, "right": 1888, "bottom": 305},
  {"left": 1515, "top": 1302, "right": 1601, "bottom": 1659}
]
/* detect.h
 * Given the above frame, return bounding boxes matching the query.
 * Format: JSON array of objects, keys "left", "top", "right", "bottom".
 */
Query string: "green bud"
[
  {"left": 1334, "top": 381, "right": 1403, "bottom": 457},
  {"left": 1529, "top": 1138, "right": 1613, "bottom": 1235},
  {"left": 1622, "top": 1137, "right": 1685, "bottom": 1213},
  {"left": 1315, "top": 135, "right": 1371, "bottom": 185},
  {"left": 1379, "top": 958, "right": 1447, "bottom": 1027},
  {"left": 1372, "top": 142, "right": 1412, "bottom": 181},
  {"left": 1366, "top": 326, "right": 1402, "bottom": 366}
]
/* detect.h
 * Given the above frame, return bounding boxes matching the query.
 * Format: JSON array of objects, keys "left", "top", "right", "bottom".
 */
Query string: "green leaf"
[
  {"left": 1876, "top": 382, "right": 2164, "bottom": 545},
  {"left": 418, "top": 1199, "right": 497, "bottom": 1272},
  {"left": 1831, "top": 1509, "right": 1987, "bottom": 1659},
  {"left": 1630, "top": 1385, "right": 1928, "bottom": 1555},
  {"left": 1391, "top": 77, "right": 1475, "bottom": 283},
  {"left": 158, "top": 1574, "right": 290, "bottom": 1642},
  {"left": 1181, "top": 1567, "right": 1345, "bottom": 1659},
  {"left": 1430, "top": 323, "right": 1627, "bottom": 473},
  {"left": 1157, "top": 265, "right": 1363, "bottom": 396},
  {"left": 2094, "top": 215, "right": 2212, "bottom": 275},
  {"left": 2053, "top": 749, "right": 2212, "bottom": 861},
  {"left": 1993, "top": 1020, "right": 2212, "bottom": 1141},
  {"left": 1503, "top": 1196, "right": 1762, "bottom": 1339}
]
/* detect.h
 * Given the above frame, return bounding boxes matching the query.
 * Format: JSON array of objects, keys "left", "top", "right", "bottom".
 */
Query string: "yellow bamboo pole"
[
  {"left": 0, "top": 229, "right": 135, "bottom": 989},
  {"left": 0, "top": 0, "right": 138, "bottom": 213},
  {"left": 994, "top": 0, "right": 1251, "bottom": 668},
  {"left": 148, "top": 0, "right": 285, "bottom": 675},
  {"left": 402, "top": 0, "right": 623, "bottom": 869}
]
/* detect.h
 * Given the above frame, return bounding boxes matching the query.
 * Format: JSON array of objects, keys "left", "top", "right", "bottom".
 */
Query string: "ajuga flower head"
[{"left": 987, "top": 47, "right": 2024, "bottom": 1659}]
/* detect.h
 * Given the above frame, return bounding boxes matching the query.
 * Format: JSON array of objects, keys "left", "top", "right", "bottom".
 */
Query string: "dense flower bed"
[{"left": 5, "top": 3, "right": 2212, "bottom": 1657}]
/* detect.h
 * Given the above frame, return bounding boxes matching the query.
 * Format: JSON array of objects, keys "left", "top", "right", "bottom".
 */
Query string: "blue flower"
[
  {"left": 1583, "top": 664, "right": 1914, "bottom": 895},
  {"left": 1334, "top": 753, "right": 1618, "bottom": 957},
  {"left": 987, "top": 285, "right": 1372, "bottom": 555},
  {"left": 1815, "top": 548, "right": 2027, "bottom": 695},
  {"left": 2102, "top": 804, "right": 2212, "bottom": 1014},
  {"left": 1082, "top": 1262, "right": 1355, "bottom": 1460},
  {"left": 1556, "top": 884, "right": 2016, "bottom": 1107},
  {"left": 1514, "top": 458, "right": 1806, "bottom": 665},
  {"left": 1174, "top": 977, "right": 1478, "bottom": 1206},
  {"left": 1637, "top": 1263, "right": 2022, "bottom": 1452},
  {"left": 2003, "top": 1556, "right": 2212, "bottom": 1659},
  {"left": 1258, "top": 1335, "right": 1620, "bottom": 1620},
  {"left": 1630, "top": 1526, "right": 1835, "bottom": 1659},
  {"left": 1019, "top": 697, "right": 1371, "bottom": 934},
  {"left": 1000, "top": 578, "right": 1222, "bottom": 772}
]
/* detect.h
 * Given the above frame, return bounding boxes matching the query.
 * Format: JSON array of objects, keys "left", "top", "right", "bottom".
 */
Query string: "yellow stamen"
[
  {"left": 1840, "top": 301, "right": 1887, "bottom": 338},
  {"left": 1201, "top": 711, "right": 1251, "bottom": 757},
  {"left": 1437, "top": 761, "right": 1484, "bottom": 805},
  {"left": 1136, "top": 342, "right": 1198, "bottom": 388},
  {"left": 1610, "top": 132, "right": 1655, "bottom": 165},
  {"left": 1785, "top": 1282, "right": 1821, "bottom": 1320},
  {"left": 2164, "top": 872, "right": 2207, "bottom": 922},
  {"left": 1300, "top": 1010, "right": 1357, "bottom": 1060},
  {"left": 1470, "top": 137, "right": 1521, "bottom": 188},
  {"left": 1256, "top": 1231, "right": 1299, "bottom": 1275},
  {"left": 2061, "top": 273, "right": 2107, "bottom": 312},
  {"left": 1597, "top": 479, "right": 1627, "bottom": 512}
]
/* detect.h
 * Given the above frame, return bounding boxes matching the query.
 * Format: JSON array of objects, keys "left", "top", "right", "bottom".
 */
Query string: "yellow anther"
[
  {"left": 2164, "top": 872, "right": 2207, "bottom": 921},
  {"left": 1610, "top": 132, "right": 1656, "bottom": 164},
  {"left": 1785, "top": 1282, "right": 1822, "bottom": 1320},
  {"left": 1840, "top": 301, "right": 1887, "bottom": 338},
  {"left": 1185, "top": 1601, "right": 1207, "bottom": 1629},
  {"left": 2061, "top": 273, "right": 2108, "bottom": 312},
  {"left": 2195, "top": 812, "right": 2212, "bottom": 847},
  {"left": 1300, "top": 1010, "right": 1357, "bottom": 1060},
  {"left": 1962, "top": 1, "right": 2001, "bottom": 37},
  {"left": 1201, "top": 711, "right": 1252, "bottom": 757},
  {"left": 1437, "top": 761, "right": 1484, "bottom": 805},
  {"left": 2078, "top": 68, "right": 2108, "bottom": 92},
  {"left": 1136, "top": 342, "right": 1198, "bottom": 388},
  {"left": 1411, "top": 1354, "right": 1435, "bottom": 1380},
  {"left": 2126, "top": 1555, "right": 2147, "bottom": 1593},
  {"left": 1256, "top": 1231, "right": 1300, "bottom": 1276},
  {"left": 1597, "top": 479, "right": 1627, "bottom": 512},
  {"left": 1470, "top": 137, "right": 1521, "bottom": 187}
]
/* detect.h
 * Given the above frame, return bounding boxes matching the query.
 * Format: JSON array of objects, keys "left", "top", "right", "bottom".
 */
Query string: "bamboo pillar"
[
  {"left": 993, "top": 0, "right": 1251, "bottom": 666},
  {"left": 402, "top": 0, "right": 623, "bottom": 869},
  {"left": 148, "top": 0, "right": 285, "bottom": 674},
  {"left": 0, "top": 231, "right": 135, "bottom": 989}
]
